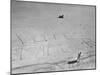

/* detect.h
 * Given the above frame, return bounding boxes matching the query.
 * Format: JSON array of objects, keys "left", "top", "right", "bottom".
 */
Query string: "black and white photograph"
[{"left": 11, "top": 0, "right": 96, "bottom": 74}]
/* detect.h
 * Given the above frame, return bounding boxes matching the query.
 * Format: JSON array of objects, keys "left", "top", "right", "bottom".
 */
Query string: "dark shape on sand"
[{"left": 68, "top": 52, "right": 82, "bottom": 64}]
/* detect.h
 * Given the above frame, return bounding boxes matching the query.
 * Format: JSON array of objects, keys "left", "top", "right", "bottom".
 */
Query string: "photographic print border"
[{"left": 10, "top": 0, "right": 96, "bottom": 74}]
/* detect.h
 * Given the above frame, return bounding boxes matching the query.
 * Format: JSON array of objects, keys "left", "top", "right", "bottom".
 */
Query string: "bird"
[{"left": 58, "top": 14, "right": 64, "bottom": 19}]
